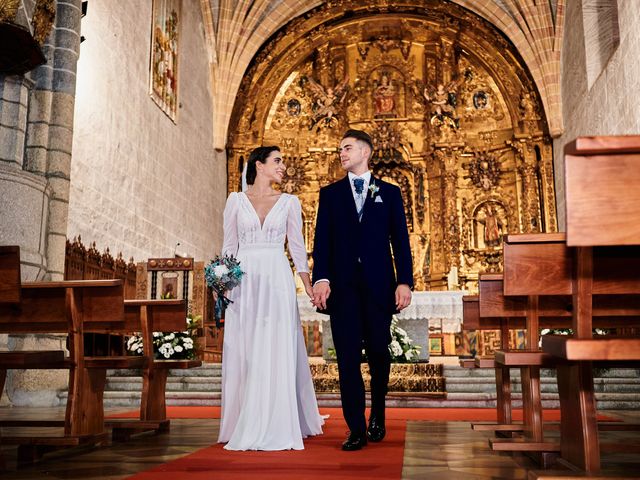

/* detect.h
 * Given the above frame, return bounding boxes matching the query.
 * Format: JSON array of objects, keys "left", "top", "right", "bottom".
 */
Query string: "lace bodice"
[{"left": 221, "top": 192, "right": 309, "bottom": 273}]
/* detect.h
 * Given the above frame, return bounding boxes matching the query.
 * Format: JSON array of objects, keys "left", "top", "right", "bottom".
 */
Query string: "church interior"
[{"left": 1, "top": 0, "right": 640, "bottom": 478}]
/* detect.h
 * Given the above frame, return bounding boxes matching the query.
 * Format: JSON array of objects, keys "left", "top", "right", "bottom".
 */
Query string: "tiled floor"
[{"left": 1, "top": 407, "right": 639, "bottom": 479}]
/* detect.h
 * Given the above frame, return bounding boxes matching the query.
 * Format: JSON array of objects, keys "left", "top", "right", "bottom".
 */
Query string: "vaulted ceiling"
[{"left": 200, "top": 0, "right": 564, "bottom": 150}]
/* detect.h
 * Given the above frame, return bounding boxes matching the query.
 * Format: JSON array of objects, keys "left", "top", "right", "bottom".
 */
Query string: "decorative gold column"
[{"left": 512, "top": 139, "right": 541, "bottom": 233}]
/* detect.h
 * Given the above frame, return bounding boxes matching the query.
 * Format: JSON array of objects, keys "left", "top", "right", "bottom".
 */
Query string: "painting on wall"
[
  {"left": 429, "top": 335, "right": 444, "bottom": 356},
  {"left": 149, "top": 0, "right": 180, "bottom": 122}
]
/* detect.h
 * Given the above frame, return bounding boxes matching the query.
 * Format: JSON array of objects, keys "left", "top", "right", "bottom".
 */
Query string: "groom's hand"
[
  {"left": 313, "top": 282, "right": 331, "bottom": 310},
  {"left": 395, "top": 284, "right": 411, "bottom": 311}
]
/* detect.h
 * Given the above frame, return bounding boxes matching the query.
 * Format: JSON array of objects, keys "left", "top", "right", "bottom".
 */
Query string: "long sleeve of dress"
[
  {"left": 221, "top": 192, "right": 239, "bottom": 256},
  {"left": 286, "top": 195, "right": 309, "bottom": 274}
]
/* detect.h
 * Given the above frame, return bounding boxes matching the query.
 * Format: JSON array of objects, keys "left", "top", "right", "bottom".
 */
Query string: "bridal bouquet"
[{"left": 204, "top": 254, "right": 245, "bottom": 327}]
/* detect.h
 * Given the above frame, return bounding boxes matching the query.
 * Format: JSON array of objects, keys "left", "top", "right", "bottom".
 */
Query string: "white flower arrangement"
[
  {"left": 127, "top": 314, "right": 200, "bottom": 360},
  {"left": 388, "top": 317, "right": 421, "bottom": 363},
  {"left": 327, "top": 316, "right": 421, "bottom": 363}
]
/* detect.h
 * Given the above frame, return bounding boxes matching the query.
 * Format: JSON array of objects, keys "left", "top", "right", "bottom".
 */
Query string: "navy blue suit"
[{"left": 313, "top": 175, "right": 413, "bottom": 434}]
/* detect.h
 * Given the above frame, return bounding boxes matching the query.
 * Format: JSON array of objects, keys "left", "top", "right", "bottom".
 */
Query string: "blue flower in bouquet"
[{"left": 205, "top": 254, "right": 245, "bottom": 327}]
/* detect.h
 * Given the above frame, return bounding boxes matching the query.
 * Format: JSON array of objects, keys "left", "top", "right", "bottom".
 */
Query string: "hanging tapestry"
[{"left": 149, "top": 0, "right": 180, "bottom": 121}]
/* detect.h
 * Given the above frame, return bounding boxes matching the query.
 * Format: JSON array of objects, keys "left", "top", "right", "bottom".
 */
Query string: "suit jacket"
[{"left": 312, "top": 175, "right": 413, "bottom": 315}]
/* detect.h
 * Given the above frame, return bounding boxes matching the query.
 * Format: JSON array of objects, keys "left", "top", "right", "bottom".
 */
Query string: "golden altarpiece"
[{"left": 225, "top": 1, "right": 558, "bottom": 361}]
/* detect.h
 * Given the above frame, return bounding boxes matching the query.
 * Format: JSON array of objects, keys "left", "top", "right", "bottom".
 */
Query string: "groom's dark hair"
[
  {"left": 342, "top": 129, "right": 373, "bottom": 156},
  {"left": 246, "top": 145, "right": 280, "bottom": 185}
]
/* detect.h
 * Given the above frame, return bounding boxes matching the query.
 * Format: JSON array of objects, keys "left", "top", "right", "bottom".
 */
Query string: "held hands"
[
  {"left": 312, "top": 282, "right": 331, "bottom": 310},
  {"left": 395, "top": 284, "right": 412, "bottom": 311},
  {"left": 304, "top": 283, "right": 314, "bottom": 300}
]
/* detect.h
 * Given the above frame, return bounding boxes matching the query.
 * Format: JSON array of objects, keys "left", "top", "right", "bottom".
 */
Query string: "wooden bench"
[
  {"left": 105, "top": 299, "right": 202, "bottom": 441},
  {"left": 0, "top": 246, "right": 146, "bottom": 465},
  {"left": 462, "top": 293, "right": 519, "bottom": 433},
  {"left": 471, "top": 272, "right": 640, "bottom": 464},
  {"left": 539, "top": 136, "right": 640, "bottom": 473}
]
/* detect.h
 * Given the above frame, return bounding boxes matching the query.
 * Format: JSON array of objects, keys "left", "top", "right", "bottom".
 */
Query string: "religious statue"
[
  {"left": 519, "top": 92, "right": 537, "bottom": 120},
  {"left": 371, "top": 122, "right": 402, "bottom": 163},
  {"left": 373, "top": 74, "right": 396, "bottom": 116},
  {"left": 482, "top": 205, "right": 501, "bottom": 246},
  {"left": 305, "top": 75, "right": 349, "bottom": 130},
  {"left": 423, "top": 82, "right": 460, "bottom": 128}
]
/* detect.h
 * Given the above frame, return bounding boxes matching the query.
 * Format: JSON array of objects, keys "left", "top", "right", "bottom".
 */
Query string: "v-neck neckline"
[{"left": 242, "top": 191, "right": 284, "bottom": 230}]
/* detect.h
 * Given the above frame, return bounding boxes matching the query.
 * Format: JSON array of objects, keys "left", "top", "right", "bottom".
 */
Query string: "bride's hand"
[
  {"left": 304, "top": 283, "right": 314, "bottom": 300},
  {"left": 211, "top": 290, "right": 218, "bottom": 302}
]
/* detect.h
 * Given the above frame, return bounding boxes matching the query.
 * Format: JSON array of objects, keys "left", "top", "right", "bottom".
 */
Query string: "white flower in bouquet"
[{"left": 213, "top": 264, "right": 230, "bottom": 277}]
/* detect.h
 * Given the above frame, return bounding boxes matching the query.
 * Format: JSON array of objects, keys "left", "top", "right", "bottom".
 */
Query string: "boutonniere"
[{"left": 368, "top": 182, "right": 380, "bottom": 198}]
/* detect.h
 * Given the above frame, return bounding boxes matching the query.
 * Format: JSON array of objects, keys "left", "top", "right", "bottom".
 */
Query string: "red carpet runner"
[
  {"left": 110, "top": 406, "right": 571, "bottom": 422},
  {"left": 125, "top": 414, "right": 405, "bottom": 480},
  {"left": 116, "top": 407, "right": 611, "bottom": 479}
]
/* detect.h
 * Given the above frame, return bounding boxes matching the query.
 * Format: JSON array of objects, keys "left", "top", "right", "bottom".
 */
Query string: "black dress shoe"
[
  {"left": 367, "top": 415, "right": 386, "bottom": 442},
  {"left": 341, "top": 432, "right": 367, "bottom": 451}
]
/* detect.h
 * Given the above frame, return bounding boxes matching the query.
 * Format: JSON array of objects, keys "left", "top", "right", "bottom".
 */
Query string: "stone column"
[
  {"left": 0, "top": 0, "right": 82, "bottom": 406},
  {"left": 1, "top": 0, "right": 82, "bottom": 280}
]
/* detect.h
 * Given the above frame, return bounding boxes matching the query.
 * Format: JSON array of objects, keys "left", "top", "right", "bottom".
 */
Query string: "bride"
[{"left": 217, "top": 146, "right": 324, "bottom": 450}]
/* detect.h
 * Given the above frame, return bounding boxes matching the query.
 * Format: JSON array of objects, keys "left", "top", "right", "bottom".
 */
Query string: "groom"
[{"left": 312, "top": 129, "right": 413, "bottom": 451}]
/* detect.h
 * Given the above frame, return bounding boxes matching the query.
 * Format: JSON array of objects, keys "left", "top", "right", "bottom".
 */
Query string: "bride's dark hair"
[{"left": 246, "top": 146, "right": 280, "bottom": 185}]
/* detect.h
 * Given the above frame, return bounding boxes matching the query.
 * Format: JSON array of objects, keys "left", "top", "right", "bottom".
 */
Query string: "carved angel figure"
[
  {"left": 306, "top": 75, "right": 349, "bottom": 130},
  {"left": 423, "top": 80, "right": 461, "bottom": 128}
]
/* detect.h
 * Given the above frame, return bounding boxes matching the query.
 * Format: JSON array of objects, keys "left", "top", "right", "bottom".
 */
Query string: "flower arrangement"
[
  {"left": 327, "top": 316, "right": 421, "bottom": 363},
  {"left": 126, "top": 314, "right": 200, "bottom": 360},
  {"left": 204, "top": 254, "right": 245, "bottom": 327},
  {"left": 388, "top": 317, "right": 421, "bottom": 362},
  {"left": 368, "top": 182, "right": 380, "bottom": 198}
]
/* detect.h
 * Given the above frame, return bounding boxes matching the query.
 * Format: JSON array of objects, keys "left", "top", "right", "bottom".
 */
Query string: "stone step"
[
  {"left": 107, "top": 364, "right": 222, "bottom": 377},
  {"left": 446, "top": 377, "right": 640, "bottom": 394},
  {"left": 77, "top": 390, "right": 640, "bottom": 410},
  {"left": 97, "top": 363, "right": 640, "bottom": 409},
  {"left": 442, "top": 365, "right": 640, "bottom": 379},
  {"left": 106, "top": 377, "right": 222, "bottom": 392}
]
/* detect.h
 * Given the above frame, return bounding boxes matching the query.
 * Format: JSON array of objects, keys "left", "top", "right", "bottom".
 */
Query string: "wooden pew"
[
  {"left": 474, "top": 272, "right": 640, "bottom": 464},
  {"left": 0, "top": 246, "right": 146, "bottom": 465},
  {"left": 503, "top": 232, "right": 640, "bottom": 472},
  {"left": 463, "top": 293, "right": 520, "bottom": 434},
  {"left": 105, "top": 299, "right": 202, "bottom": 441},
  {"left": 540, "top": 136, "right": 640, "bottom": 473}
]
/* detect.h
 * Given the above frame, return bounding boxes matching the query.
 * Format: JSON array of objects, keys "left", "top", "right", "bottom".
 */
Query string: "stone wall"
[
  {"left": 554, "top": 0, "right": 640, "bottom": 229},
  {"left": 67, "top": 0, "right": 226, "bottom": 262}
]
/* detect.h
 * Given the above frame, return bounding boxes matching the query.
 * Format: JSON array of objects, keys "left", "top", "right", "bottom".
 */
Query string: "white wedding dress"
[{"left": 217, "top": 191, "right": 324, "bottom": 450}]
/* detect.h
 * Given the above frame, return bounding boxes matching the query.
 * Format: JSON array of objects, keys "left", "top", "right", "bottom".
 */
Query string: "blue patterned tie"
[
  {"left": 353, "top": 178, "right": 365, "bottom": 194},
  {"left": 353, "top": 178, "right": 365, "bottom": 221}
]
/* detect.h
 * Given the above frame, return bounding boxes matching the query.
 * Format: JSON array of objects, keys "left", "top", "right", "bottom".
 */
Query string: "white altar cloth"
[{"left": 297, "top": 290, "right": 466, "bottom": 333}]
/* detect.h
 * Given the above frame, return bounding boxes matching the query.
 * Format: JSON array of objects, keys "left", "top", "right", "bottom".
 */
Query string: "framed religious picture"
[
  {"left": 149, "top": 0, "right": 180, "bottom": 122},
  {"left": 429, "top": 334, "right": 444, "bottom": 356}
]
